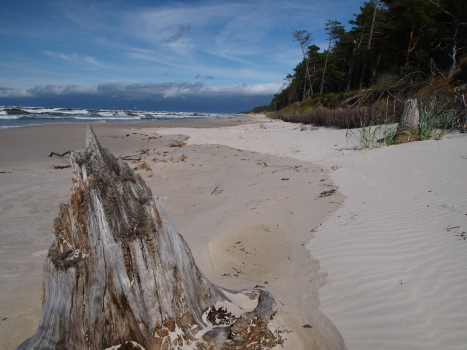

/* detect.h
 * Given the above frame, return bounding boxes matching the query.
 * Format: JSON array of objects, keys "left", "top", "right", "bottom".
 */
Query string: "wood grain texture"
[
  {"left": 17, "top": 126, "right": 280, "bottom": 350},
  {"left": 396, "top": 98, "right": 420, "bottom": 143}
]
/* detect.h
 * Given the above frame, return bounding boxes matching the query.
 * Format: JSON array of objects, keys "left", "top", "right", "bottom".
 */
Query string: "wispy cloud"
[
  {"left": 163, "top": 24, "right": 193, "bottom": 44},
  {"left": 121, "top": 2, "right": 295, "bottom": 60},
  {"left": 44, "top": 51, "right": 108, "bottom": 68},
  {"left": 110, "top": 0, "right": 342, "bottom": 76},
  {"left": 0, "top": 0, "right": 366, "bottom": 111},
  {"left": 125, "top": 48, "right": 189, "bottom": 69},
  {"left": 195, "top": 74, "right": 214, "bottom": 80}
]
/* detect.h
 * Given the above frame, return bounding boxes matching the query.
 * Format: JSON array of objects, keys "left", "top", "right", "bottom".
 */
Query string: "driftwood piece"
[
  {"left": 49, "top": 151, "right": 72, "bottom": 157},
  {"left": 18, "top": 126, "right": 280, "bottom": 350},
  {"left": 121, "top": 156, "right": 142, "bottom": 161},
  {"left": 396, "top": 99, "right": 419, "bottom": 143}
]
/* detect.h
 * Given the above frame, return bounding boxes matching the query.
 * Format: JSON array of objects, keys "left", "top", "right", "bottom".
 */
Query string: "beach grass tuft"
[
  {"left": 417, "top": 100, "right": 461, "bottom": 141},
  {"left": 346, "top": 123, "right": 398, "bottom": 149},
  {"left": 346, "top": 99, "right": 462, "bottom": 149}
]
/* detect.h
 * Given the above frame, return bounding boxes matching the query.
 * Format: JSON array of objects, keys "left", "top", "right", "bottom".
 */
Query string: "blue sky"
[{"left": 0, "top": 0, "right": 365, "bottom": 113}]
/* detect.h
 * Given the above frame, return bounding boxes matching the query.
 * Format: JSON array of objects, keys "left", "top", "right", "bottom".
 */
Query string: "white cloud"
[
  {"left": 1, "top": 0, "right": 365, "bottom": 102},
  {"left": 44, "top": 51, "right": 107, "bottom": 68},
  {"left": 122, "top": 1, "right": 300, "bottom": 59},
  {"left": 198, "top": 82, "right": 287, "bottom": 96},
  {"left": 0, "top": 82, "right": 285, "bottom": 100},
  {"left": 0, "top": 84, "right": 98, "bottom": 98}
]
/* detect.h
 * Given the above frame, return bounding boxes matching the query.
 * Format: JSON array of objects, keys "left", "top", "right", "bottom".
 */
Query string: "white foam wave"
[
  {"left": 0, "top": 115, "right": 20, "bottom": 120},
  {"left": 74, "top": 116, "right": 141, "bottom": 120},
  {"left": 0, "top": 106, "right": 236, "bottom": 128}
]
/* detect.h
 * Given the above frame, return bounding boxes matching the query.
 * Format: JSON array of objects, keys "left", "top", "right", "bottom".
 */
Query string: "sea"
[{"left": 0, "top": 106, "right": 239, "bottom": 129}]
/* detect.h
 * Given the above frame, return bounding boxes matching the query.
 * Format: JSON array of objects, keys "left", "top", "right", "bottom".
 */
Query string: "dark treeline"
[{"left": 269, "top": 0, "right": 467, "bottom": 112}]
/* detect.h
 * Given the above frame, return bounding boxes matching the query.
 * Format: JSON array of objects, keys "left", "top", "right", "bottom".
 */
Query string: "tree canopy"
[{"left": 271, "top": 0, "right": 467, "bottom": 111}]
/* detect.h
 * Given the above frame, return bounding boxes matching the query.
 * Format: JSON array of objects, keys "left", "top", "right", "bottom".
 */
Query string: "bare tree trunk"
[
  {"left": 425, "top": 0, "right": 464, "bottom": 78},
  {"left": 303, "top": 58, "right": 313, "bottom": 100},
  {"left": 345, "top": 46, "right": 357, "bottom": 92},
  {"left": 346, "top": 20, "right": 367, "bottom": 92},
  {"left": 404, "top": 27, "right": 424, "bottom": 70},
  {"left": 405, "top": 29, "right": 415, "bottom": 69},
  {"left": 293, "top": 30, "right": 314, "bottom": 101},
  {"left": 359, "top": 0, "right": 379, "bottom": 90},
  {"left": 396, "top": 99, "right": 419, "bottom": 143},
  {"left": 17, "top": 127, "right": 281, "bottom": 350},
  {"left": 306, "top": 62, "right": 314, "bottom": 97},
  {"left": 447, "top": 22, "right": 460, "bottom": 78},
  {"left": 370, "top": 53, "right": 382, "bottom": 87},
  {"left": 320, "top": 45, "right": 331, "bottom": 94}
]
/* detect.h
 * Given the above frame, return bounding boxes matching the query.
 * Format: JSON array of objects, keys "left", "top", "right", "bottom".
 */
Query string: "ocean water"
[{"left": 0, "top": 106, "right": 238, "bottom": 129}]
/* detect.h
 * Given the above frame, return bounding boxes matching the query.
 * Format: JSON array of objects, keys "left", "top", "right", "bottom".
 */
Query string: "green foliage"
[
  {"left": 417, "top": 100, "right": 461, "bottom": 140},
  {"left": 374, "top": 73, "right": 399, "bottom": 92},
  {"left": 262, "top": 0, "right": 467, "bottom": 115},
  {"left": 346, "top": 123, "right": 398, "bottom": 149},
  {"left": 346, "top": 99, "right": 462, "bottom": 149},
  {"left": 250, "top": 105, "right": 273, "bottom": 113}
]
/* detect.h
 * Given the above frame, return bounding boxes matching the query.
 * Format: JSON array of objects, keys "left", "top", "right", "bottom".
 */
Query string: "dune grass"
[
  {"left": 271, "top": 106, "right": 395, "bottom": 129},
  {"left": 346, "top": 99, "right": 462, "bottom": 149},
  {"left": 346, "top": 123, "right": 398, "bottom": 149},
  {"left": 272, "top": 98, "right": 462, "bottom": 149},
  {"left": 417, "top": 100, "right": 461, "bottom": 141}
]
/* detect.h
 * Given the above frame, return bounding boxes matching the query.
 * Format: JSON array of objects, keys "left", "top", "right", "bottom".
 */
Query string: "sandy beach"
[{"left": 1, "top": 115, "right": 466, "bottom": 349}]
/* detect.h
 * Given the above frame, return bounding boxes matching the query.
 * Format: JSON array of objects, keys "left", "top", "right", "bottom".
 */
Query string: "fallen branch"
[
  {"left": 53, "top": 165, "right": 71, "bottom": 170},
  {"left": 49, "top": 151, "right": 71, "bottom": 157},
  {"left": 121, "top": 156, "right": 142, "bottom": 161},
  {"left": 341, "top": 94, "right": 364, "bottom": 106}
]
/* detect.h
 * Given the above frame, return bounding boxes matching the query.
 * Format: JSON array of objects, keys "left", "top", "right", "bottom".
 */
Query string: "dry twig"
[{"left": 49, "top": 151, "right": 71, "bottom": 157}]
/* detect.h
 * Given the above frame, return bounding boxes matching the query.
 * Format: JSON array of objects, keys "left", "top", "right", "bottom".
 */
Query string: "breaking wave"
[{"left": 0, "top": 106, "right": 237, "bottom": 128}]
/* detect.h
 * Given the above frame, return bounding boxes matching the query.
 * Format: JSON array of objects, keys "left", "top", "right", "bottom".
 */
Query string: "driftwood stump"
[
  {"left": 18, "top": 126, "right": 280, "bottom": 350},
  {"left": 396, "top": 99, "right": 420, "bottom": 143}
]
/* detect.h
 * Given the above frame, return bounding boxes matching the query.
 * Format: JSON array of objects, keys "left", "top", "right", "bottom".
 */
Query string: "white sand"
[
  {"left": 157, "top": 116, "right": 467, "bottom": 349},
  {"left": 0, "top": 121, "right": 344, "bottom": 349},
  {"left": 1, "top": 117, "right": 465, "bottom": 349}
]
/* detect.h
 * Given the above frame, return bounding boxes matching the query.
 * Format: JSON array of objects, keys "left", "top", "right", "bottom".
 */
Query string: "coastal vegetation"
[{"left": 255, "top": 0, "right": 467, "bottom": 140}]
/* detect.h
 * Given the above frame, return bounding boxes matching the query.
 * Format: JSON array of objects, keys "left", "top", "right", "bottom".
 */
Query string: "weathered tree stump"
[
  {"left": 18, "top": 126, "right": 281, "bottom": 350},
  {"left": 396, "top": 98, "right": 419, "bottom": 143}
]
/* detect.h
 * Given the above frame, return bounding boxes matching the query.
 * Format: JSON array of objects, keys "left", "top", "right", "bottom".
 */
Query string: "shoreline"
[{"left": 0, "top": 114, "right": 257, "bottom": 130}]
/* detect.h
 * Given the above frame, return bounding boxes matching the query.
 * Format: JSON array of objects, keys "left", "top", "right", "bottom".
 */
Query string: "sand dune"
[
  {"left": 312, "top": 136, "right": 467, "bottom": 349},
  {"left": 157, "top": 116, "right": 467, "bottom": 349}
]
